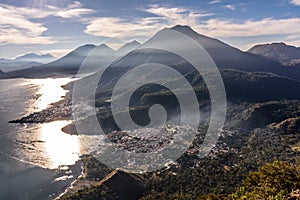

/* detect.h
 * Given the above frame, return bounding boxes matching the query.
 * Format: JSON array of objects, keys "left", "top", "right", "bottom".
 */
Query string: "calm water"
[{"left": 0, "top": 78, "right": 84, "bottom": 199}]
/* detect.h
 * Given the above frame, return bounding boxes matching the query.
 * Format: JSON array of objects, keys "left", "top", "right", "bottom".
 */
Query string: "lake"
[{"left": 0, "top": 78, "right": 84, "bottom": 199}]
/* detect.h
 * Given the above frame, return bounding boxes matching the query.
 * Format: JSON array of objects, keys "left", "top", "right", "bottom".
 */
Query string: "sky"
[{"left": 0, "top": 0, "right": 300, "bottom": 58}]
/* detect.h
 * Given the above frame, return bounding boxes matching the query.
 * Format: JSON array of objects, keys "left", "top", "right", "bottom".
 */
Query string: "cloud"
[
  {"left": 84, "top": 5, "right": 212, "bottom": 40},
  {"left": 0, "top": 5, "right": 54, "bottom": 44},
  {"left": 85, "top": 17, "right": 160, "bottom": 38},
  {"left": 0, "top": 30, "right": 54, "bottom": 45},
  {"left": 0, "top": 2, "right": 94, "bottom": 19},
  {"left": 209, "top": 0, "right": 221, "bottom": 4},
  {"left": 84, "top": 4, "right": 300, "bottom": 40},
  {"left": 0, "top": 2, "right": 94, "bottom": 45},
  {"left": 224, "top": 5, "right": 236, "bottom": 11},
  {"left": 194, "top": 18, "right": 300, "bottom": 38},
  {"left": 2, "top": 2, "right": 300, "bottom": 50},
  {"left": 83, "top": 4, "right": 300, "bottom": 51},
  {"left": 56, "top": 8, "right": 95, "bottom": 18},
  {"left": 54, "top": 2, "right": 95, "bottom": 19},
  {"left": 0, "top": 5, "right": 52, "bottom": 19},
  {"left": 191, "top": 17, "right": 300, "bottom": 50},
  {"left": 144, "top": 5, "right": 212, "bottom": 25},
  {"left": 290, "top": 0, "right": 300, "bottom": 5}
]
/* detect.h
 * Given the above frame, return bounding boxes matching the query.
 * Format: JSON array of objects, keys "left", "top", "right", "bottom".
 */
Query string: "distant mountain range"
[
  {"left": 171, "top": 26, "right": 299, "bottom": 79},
  {"left": 96, "top": 25, "right": 299, "bottom": 80},
  {"left": 2, "top": 25, "right": 300, "bottom": 80},
  {"left": 101, "top": 25, "right": 300, "bottom": 94},
  {"left": 14, "top": 53, "right": 55, "bottom": 63},
  {"left": 71, "top": 25, "right": 300, "bottom": 134},
  {"left": 248, "top": 42, "right": 300, "bottom": 66},
  {"left": 72, "top": 25, "right": 300, "bottom": 117},
  {"left": 0, "top": 53, "right": 55, "bottom": 72},
  {"left": 5, "top": 40, "right": 141, "bottom": 77}
]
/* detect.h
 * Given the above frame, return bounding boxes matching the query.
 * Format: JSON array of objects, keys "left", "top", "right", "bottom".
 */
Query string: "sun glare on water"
[
  {"left": 40, "top": 121, "right": 81, "bottom": 169},
  {"left": 30, "top": 78, "right": 71, "bottom": 111},
  {"left": 30, "top": 78, "right": 82, "bottom": 169},
  {"left": 13, "top": 78, "right": 87, "bottom": 169}
]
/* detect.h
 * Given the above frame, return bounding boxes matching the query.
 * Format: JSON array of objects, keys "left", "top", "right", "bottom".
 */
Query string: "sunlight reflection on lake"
[
  {"left": 39, "top": 121, "right": 81, "bottom": 169},
  {"left": 30, "top": 78, "right": 72, "bottom": 111},
  {"left": 8, "top": 78, "right": 90, "bottom": 169}
]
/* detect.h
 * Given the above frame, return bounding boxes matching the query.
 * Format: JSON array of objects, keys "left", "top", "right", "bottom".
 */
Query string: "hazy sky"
[{"left": 0, "top": 0, "right": 300, "bottom": 58}]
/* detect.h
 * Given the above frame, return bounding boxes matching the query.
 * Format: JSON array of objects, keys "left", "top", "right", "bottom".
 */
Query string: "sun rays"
[{"left": 27, "top": 0, "right": 63, "bottom": 10}]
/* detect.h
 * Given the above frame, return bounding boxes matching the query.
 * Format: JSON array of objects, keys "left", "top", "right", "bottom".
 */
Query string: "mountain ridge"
[
  {"left": 104, "top": 25, "right": 299, "bottom": 80},
  {"left": 3, "top": 25, "right": 300, "bottom": 79},
  {"left": 0, "top": 52, "right": 56, "bottom": 72},
  {"left": 248, "top": 42, "right": 300, "bottom": 66},
  {"left": 14, "top": 52, "right": 55, "bottom": 63},
  {"left": 116, "top": 40, "right": 141, "bottom": 56}
]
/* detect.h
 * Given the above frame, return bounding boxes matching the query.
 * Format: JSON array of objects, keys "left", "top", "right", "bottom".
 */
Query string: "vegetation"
[
  {"left": 231, "top": 161, "right": 300, "bottom": 200},
  {"left": 60, "top": 185, "right": 116, "bottom": 200},
  {"left": 59, "top": 98, "right": 300, "bottom": 200},
  {"left": 82, "top": 156, "right": 113, "bottom": 181},
  {"left": 60, "top": 160, "right": 300, "bottom": 200},
  {"left": 57, "top": 67, "right": 300, "bottom": 200}
]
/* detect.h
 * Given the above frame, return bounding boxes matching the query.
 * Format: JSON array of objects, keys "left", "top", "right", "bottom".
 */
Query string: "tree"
[{"left": 231, "top": 161, "right": 300, "bottom": 200}]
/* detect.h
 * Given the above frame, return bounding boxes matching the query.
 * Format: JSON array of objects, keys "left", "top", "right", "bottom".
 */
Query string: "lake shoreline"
[
  {"left": 8, "top": 81, "right": 76, "bottom": 133},
  {"left": 0, "top": 77, "right": 86, "bottom": 200}
]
